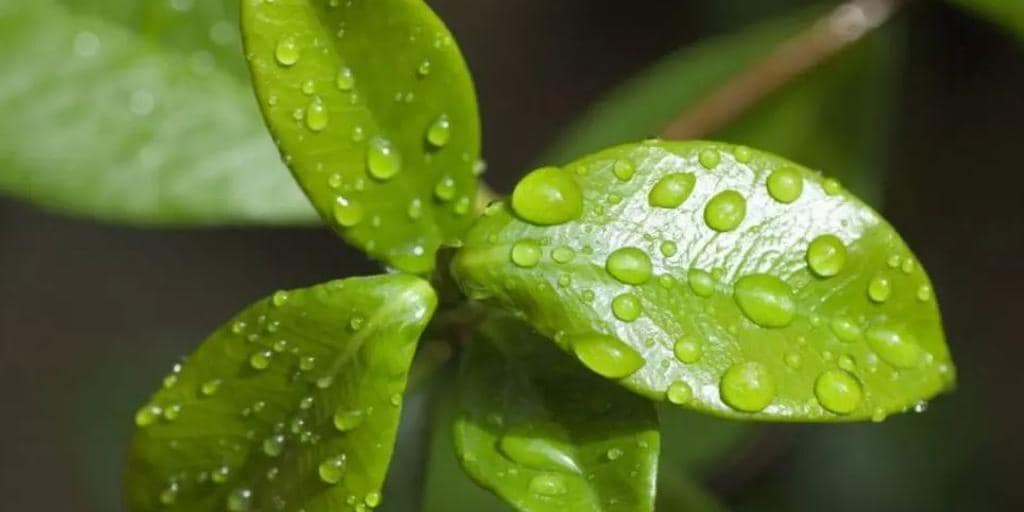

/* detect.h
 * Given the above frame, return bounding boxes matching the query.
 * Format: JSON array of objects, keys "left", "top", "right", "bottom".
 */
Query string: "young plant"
[{"left": 124, "top": 1, "right": 955, "bottom": 511}]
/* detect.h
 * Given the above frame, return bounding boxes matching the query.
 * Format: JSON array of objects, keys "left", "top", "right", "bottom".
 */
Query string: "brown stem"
[{"left": 661, "top": 0, "right": 904, "bottom": 140}]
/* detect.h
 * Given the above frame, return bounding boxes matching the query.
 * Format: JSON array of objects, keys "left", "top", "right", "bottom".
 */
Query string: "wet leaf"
[
  {"left": 242, "top": 0, "right": 481, "bottom": 273},
  {"left": 454, "top": 314, "right": 659, "bottom": 511},
  {"left": 452, "top": 141, "right": 955, "bottom": 422},
  {"left": 0, "top": 0, "right": 317, "bottom": 225},
  {"left": 126, "top": 274, "right": 436, "bottom": 511}
]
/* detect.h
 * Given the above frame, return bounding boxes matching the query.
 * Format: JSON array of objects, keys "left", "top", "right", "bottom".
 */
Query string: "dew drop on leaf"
[
  {"left": 868, "top": 275, "right": 892, "bottom": 303},
  {"left": 647, "top": 172, "right": 696, "bottom": 209},
  {"left": 510, "top": 166, "right": 583, "bottom": 226},
  {"left": 865, "top": 324, "right": 924, "bottom": 368},
  {"left": 732, "top": 274, "right": 797, "bottom": 328},
  {"left": 274, "top": 37, "right": 299, "bottom": 66},
  {"left": 704, "top": 190, "right": 747, "bottom": 232},
  {"left": 305, "top": 98, "right": 328, "bottom": 132},
  {"left": 611, "top": 293, "right": 642, "bottom": 322},
  {"left": 666, "top": 381, "right": 693, "bottom": 405},
  {"left": 571, "top": 333, "right": 645, "bottom": 378},
  {"left": 333, "top": 409, "right": 365, "bottom": 432},
  {"left": 612, "top": 159, "right": 636, "bottom": 181},
  {"left": 605, "top": 247, "right": 653, "bottom": 285},
  {"left": 227, "top": 487, "right": 253, "bottom": 512},
  {"left": 720, "top": 361, "right": 775, "bottom": 413},
  {"left": 673, "top": 339, "right": 702, "bottom": 364},
  {"left": 687, "top": 268, "right": 716, "bottom": 297},
  {"left": 336, "top": 65, "right": 355, "bottom": 90},
  {"left": 434, "top": 176, "right": 457, "bottom": 201},
  {"left": 426, "top": 114, "right": 451, "bottom": 148},
  {"left": 830, "top": 316, "right": 862, "bottom": 343},
  {"left": 806, "top": 234, "right": 847, "bottom": 277},
  {"left": 766, "top": 166, "right": 803, "bottom": 204},
  {"left": 528, "top": 473, "right": 568, "bottom": 497},
  {"left": 814, "top": 369, "right": 864, "bottom": 414},
  {"left": 333, "top": 196, "right": 365, "bottom": 227},
  {"left": 367, "top": 138, "right": 402, "bottom": 180},
  {"left": 698, "top": 148, "right": 720, "bottom": 169},
  {"left": 510, "top": 240, "right": 542, "bottom": 268},
  {"left": 318, "top": 454, "right": 347, "bottom": 484}
]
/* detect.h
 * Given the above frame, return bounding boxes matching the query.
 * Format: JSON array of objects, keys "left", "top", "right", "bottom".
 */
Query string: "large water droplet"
[
  {"left": 766, "top": 166, "right": 803, "bottom": 203},
  {"left": 611, "top": 293, "right": 642, "bottom": 322},
  {"left": 648, "top": 172, "right": 696, "bottom": 209},
  {"left": 865, "top": 324, "right": 923, "bottom": 368},
  {"left": 333, "top": 196, "right": 365, "bottom": 227},
  {"left": 511, "top": 167, "right": 583, "bottom": 226},
  {"left": 720, "top": 362, "right": 775, "bottom": 413},
  {"left": 704, "top": 190, "right": 747, "bottom": 232},
  {"left": 732, "top": 274, "right": 796, "bottom": 328},
  {"left": 274, "top": 37, "right": 299, "bottom": 66},
  {"left": 318, "top": 454, "right": 347, "bottom": 484},
  {"left": 510, "top": 240, "right": 542, "bottom": 268},
  {"left": 815, "top": 369, "right": 863, "bottom": 414},
  {"left": 499, "top": 424, "right": 581, "bottom": 473},
  {"left": 805, "top": 234, "right": 847, "bottom": 277},
  {"left": 572, "top": 333, "right": 644, "bottom": 378},
  {"left": 605, "top": 247, "right": 653, "bottom": 285},
  {"left": 367, "top": 138, "right": 401, "bottom": 180},
  {"left": 426, "top": 114, "right": 451, "bottom": 148}
]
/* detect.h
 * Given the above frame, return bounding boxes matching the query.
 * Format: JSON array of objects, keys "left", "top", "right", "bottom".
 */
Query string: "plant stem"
[{"left": 661, "top": 0, "right": 905, "bottom": 139}]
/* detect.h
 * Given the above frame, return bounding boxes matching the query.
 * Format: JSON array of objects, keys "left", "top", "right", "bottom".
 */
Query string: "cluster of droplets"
[
  {"left": 133, "top": 282, "right": 402, "bottom": 510},
  {"left": 500, "top": 146, "right": 941, "bottom": 417}
]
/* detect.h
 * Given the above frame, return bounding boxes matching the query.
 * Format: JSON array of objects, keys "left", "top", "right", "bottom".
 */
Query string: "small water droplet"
[
  {"left": 551, "top": 246, "right": 575, "bottom": 264},
  {"left": 365, "top": 492, "right": 382, "bottom": 508},
  {"left": 733, "top": 146, "right": 752, "bottom": 163},
  {"left": 673, "top": 339, "right": 702, "bottom": 364},
  {"left": 318, "top": 454, "right": 347, "bottom": 484},
  {"left": 227, "top": 488, "right": 253, "bottom": 511},
  {"left": 720, "top": 362, "right": 775, "bottom": 413},
  {"left": 766, "top": 166, "right": 803, "bottom": 203},
  {"left": 336, "top": 66, "right": 355, "bottom": 90},
  {"left": 426, "top": 114, "right": 451, "bottom": 148},
  {"left": 201, "top": 379, "right": 222, "bottom": 396},
  {"left": 830, "top": 316, "right": 862, "bottom": 343},
  {"left": 699, "top": 149, "right": 721, "bottom": 169},
  {"left": 606, "top": 247, "right": 653, "bottom": 285},
  {"left": 135, "top": 405, "right": 161, "bottom": 427},
  {"left": 648, "top": 173, "right": 696, "bottom": 209},
  {"left": 529, "top": 473, "right": 568, "bottom": 496},
  {"left": 305, "top": 97, "right": 328, "bottom": 132},
  {"left": 865, "top": 324, "right": 923, "bottom": 368},
  {"left": 666, "top": 380, "right": 693, "bottom": 405},
  {"left": 916, "top": 284, "right": 932, "bottom": 302},
  {"left": 434, "top": 176, "right": 457, "bottom": 201},
  {"left": 704, "top": 190, "right": 747, "bottom": 232},
  {"left": 406, "top": 198, "right": 423, "bottom": 220},
  {"left": 611, "top": 293, "right": 642, "bottom": 322},
  {"left": 510, "top": 167, "right": 583, "bottom": 226},
  {"left": 367, "top": 138, "right": 401, "bottom": 180},
  {"left": 417, "top": 59, "right": 432, "bottom": 77},
  {"left": 272, "top": 290, "right": 290, "bottom": 307},
  {"left": 333, "top": 196, "right": 365, "bottom": 227},
  {"left": 612, "top": 159, "right": 636, "bottom": 181},
  {"left": 262, "top": 434, "right": 285, "bottom": 457},
  {"left": 784, "top": 352, "right": 803, "bottom": 369},
  {"left": 249, "top": 350, "right": 272, "bottom": 370},
  {"left": 333, "top": 409, "right": 365, "bottom": 432},
  {"left": 688, "top": 269, "right": 715, "bottom": 297},
  {"left": 606, "top": 447, "right": 623, "bottom": 461},
  {"left": 868, "top": 275, "right": 892, "bottom": 303}
]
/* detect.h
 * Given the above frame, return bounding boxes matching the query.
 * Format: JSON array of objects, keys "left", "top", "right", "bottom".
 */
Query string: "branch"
[{"left": 661, "top": 0, "right": 904, "bottom": 139}]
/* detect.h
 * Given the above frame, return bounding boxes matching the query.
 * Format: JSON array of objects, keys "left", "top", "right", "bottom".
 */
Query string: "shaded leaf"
[
  {"left": 452, "top": 141, "right": 954, "bottom": 422},
  {"left": 540, "top": 8, "right": 899, "bottom": 205},
  {"left": 126, "top": 274, "right": 437, "bottom": 511},
  {"left": 949, "top": 0, "right": 1024, "bottom": 40},
  {"left": 454, "top": 314, "right": 659, "bottom": 512},
  {"left": 242, "top": 0, "right": 481, "bottom": 273},
  {"left": 0, "top": 0, "right": 317, "bottom": 225}
]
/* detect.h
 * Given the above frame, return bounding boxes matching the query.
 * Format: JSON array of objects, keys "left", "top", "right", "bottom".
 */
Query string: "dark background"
[{"left": 1, "top": 1, "right": 1021, "bottom": 510}]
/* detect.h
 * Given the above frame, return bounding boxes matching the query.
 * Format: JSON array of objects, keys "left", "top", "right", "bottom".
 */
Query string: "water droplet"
[
  {"left": 688, "top": 269, "right": 715, "bottom": 297},
  {"left": 200, "top": 379, "right": 222, "bottom": 396},
  {"left": 551, "top": 246, "right": 575, "bottom": 264},
  {"left": 815, "top": 370, "right": 863, "bottom": 414},
  {"left": 510, "top": 240, "right": 542, "bottom": 268},
  {"left": 298, "top": 98, "right": 326, "bottom": 133},
  {"left": 871, "top": 408, "right": 887, "bottom": 422},
  {"left": 612, "top": 159, "right": 636, "bottom": 181},
  {"left": 720, "top": 362, "right": 775, "bottom": 413},
  {"left": 262, "top": 434, "right": 285, "bottom": 457},
  {"left": 162, "top": 404, "right": 181, "bottom": 421},
  {"left": 733, "top": 146, "right": 752, "bottom": 163},
  {"left": 529, "top": 473, "right": 568, "bottom": 496},
  {"left": 511, "top": 167, "right": 583, "bottom": 226},
  {"left": 806, "top": 234, "right": 847, "bottom": 277},
  {"left": 666, "top": 381, "right": 693, "bottom": 405},
  {"left": 699, "top": 149, "right": 720, "bottom": 169},
  {"left": 336, "top": 66, "right": 355, "bottom": 90},
  {"left": 365, "top": 492, "right": 382, "bottom": 508},
  {"left": 333, "top": 196, "right": 365, "bottom": 227},
  {"left": 272, "top": 290, "right": 290, "bottom": 307},
  {"left": 704, "top": 190, "right": 747, "bottom": 232},
  {"left": 733, "top": 274, "right": 796, "bottom": 328},
  {"left": 766, "top": 166, "right": 803, "bottom": 203},
  {"left": 572, "top": 333, "right": 644, "bottom": 378},
  {"left": 434, "top": 176, "right": 457, "bottom": 201},
  {"left": 865, "top": 324, "right": 923, "bottom": 368},
  {"left": 333, "top": 409, "right": 365, "bottom": 432},
  {"left": 901, "top": 258, "right": 915, "bottom": 274},
  {"left": 211, "top": 465, "right": 230, "bottom": 484},
  {"left": 406, "top": 198, "right": 423, "bottom": 220},
  {"left": 499, "top": 424, "right": 581, "bottom": 473},
  {"left": 274, "top": 37, "right": 299, "bottom": 66},
  {"left": 159, "top": 482, "right": 179, "bottom": 505},
  {"left": 784, "top": 352, "right": 803, "bottom": 369},
  {"left": 299, "top": 356, "right": 317, "bottom": 372},
  {"left": 830, "top": 316, "right": 862, "bottom": 342},
  {"left": 606, "top": 247, "right": 653, "bottom": 285},
  {"left": 417, "top": 59, "right": 432, "bottom": 77},
  {"left": 868, "top": 275, "right": 892, "bottom": 303},
  {"left": 249, "top": 350, "right": 272, "bottom": 370},
  {"left": 426, "top": 115, "right": 451, "bottom": 148},
  {"left": 648, "top": 173, "right": 696, "bottom": 209},
  {"left": 823, "top": 178, "right": 842, "bottom": 195},
  {"left": 367, "top": 138, "right": 401, "bottom": 180},
  {"left": 611, "top": 293, "right": 642, "bottom": 322},
  {"left": 606, "top": 448, "right": 623, "bottom": 461},
  {"left": 227, "top": 488, "right": 253, "bottom": 511},
  {"left": 673, "top": 339, "right": 702, "bottom": 364},
  {"left": 318, "top": 454, "right": 347, "bottom": 484},
  {"left": 135, "top": 405, "right": 161, "bottom": 427},
  {"left": 916, "top": 284, "right": 932, "bottom": 302}
]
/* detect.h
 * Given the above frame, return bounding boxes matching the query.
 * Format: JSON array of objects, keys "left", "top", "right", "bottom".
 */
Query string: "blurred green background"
[{"left": 0, "top": 0, "right": 1021, "bottom": 510}]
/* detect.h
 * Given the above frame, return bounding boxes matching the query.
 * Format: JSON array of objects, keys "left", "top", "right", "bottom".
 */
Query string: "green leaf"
[
  {"left": 242, "top": 0, "right": 481, "bottom": 274},
  {"left": 126, "top": 274, "right": 437, "bottom": 512},
  {"left": 454, "top": 314, "right": 659, "bottom": 512},
  {"left": 0, "top": 0, "right": 317, "bottom": 225},
  {"left": 540, "top": 8, "right": 899, "bottom": 205},
  {"left": 452, "top": 141, "right": 955, "bottom": 422},
  {"left": 949, "top": 0, "right": 1024, "bottom": 40}
]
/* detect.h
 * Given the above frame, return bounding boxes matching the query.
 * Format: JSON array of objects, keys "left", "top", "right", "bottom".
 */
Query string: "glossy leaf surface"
[
  {"left": 242, "top": 0, "right": 481, "bottom": 273},
  {"left": 540, "top": 9, "right": 899, "bottom": 205},
  {"left": 0, "top": 0, "right": 317, "bottom": 225},
  {"left": 454, "top": 315, "right": 659, "bottom": 511},
  {"left": 126, "top": 274, "right": 436, "bottom": 511},
  {"left": 453, "top": 141, "right": 954, "bottom": 422},
  {"left": 950, "top": 0, "right": 1024, "bottom": 40}
]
